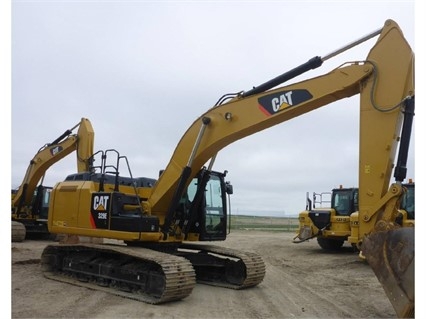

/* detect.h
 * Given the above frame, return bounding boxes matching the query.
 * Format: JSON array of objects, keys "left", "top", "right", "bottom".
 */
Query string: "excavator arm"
[
  {"left": 146, "top": 20, "right": 414, "bottom": 316},
  {"left": 148, "top": 20, "right": 413, "bottom": 223},
  {"left": 12, "top": 118, "right": 95, "bottom": 215},
  {"left": 150, "top": 63, "right": 372, "bottom": 227}
]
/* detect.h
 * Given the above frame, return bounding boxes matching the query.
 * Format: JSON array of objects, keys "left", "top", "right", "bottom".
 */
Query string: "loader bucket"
[{"left": 362, "top": 227, "right": 414, "bottom": 318}]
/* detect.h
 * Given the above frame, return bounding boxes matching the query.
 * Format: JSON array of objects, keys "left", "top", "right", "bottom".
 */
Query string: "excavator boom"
[
  {"left": 12, "top": 118, "right": 94, "bottom": 209},
  {"left": 149, "top": 64, "right": 370, "bottom": 216}
]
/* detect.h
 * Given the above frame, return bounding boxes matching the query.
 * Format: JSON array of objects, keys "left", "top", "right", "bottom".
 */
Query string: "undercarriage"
[{"left": 40, "top": 242, "right": 265, "bottom": 304}]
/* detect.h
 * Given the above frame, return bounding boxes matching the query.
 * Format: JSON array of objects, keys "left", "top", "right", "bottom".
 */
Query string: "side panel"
[{"left": 48, "top": 180, "right": 163, "bottom": 242}]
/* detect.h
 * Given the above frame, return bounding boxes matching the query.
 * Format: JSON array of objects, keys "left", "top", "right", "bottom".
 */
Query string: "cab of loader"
[
  {"left": 295, "top": 187, "right": 358, "bottom": 246},
  {"left": 305, "top": 187, "right": 358, "bottom": 216},
  {"left": 331, "top": 188, "right": 358, "bottom": 216}
]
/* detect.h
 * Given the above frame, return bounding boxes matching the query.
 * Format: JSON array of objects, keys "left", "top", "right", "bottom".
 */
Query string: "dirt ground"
[{"left": 11, "top": 230, "right": 397, "bottom": 319}]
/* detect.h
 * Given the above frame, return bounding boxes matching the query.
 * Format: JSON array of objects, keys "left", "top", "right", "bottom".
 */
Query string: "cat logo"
[
  {"left": 92, "top": 194, "right": 110, "bottom": 211},
  {"left": 258, "top": 89, "right": 313, "bottom": 116},
  {"left": 50, "top": 146, "right": 63, "bottom": 156},
  {"left": 271, "top": 91, "right": 294, "bottom": 112}
]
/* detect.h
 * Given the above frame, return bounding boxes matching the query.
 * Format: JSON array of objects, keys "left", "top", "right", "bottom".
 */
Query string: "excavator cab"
[
  {"left": 31, "top": 185, "right": 52, "bottom": 220},
  {"left": 168, "top": 167, "right": 231, "bottom": 242},
  {"left": 12, "top": 184, "right": 52, "bottom": 237},
  {"left": 186, "top": 170, "right": 230, "bottom": 241}
]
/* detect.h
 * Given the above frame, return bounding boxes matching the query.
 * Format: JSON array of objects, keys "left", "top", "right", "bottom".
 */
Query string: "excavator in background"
[
  {"left": 38, "top": 19, "right": 414, "bottom": 317},
  {"left": 11, "top": 118, "right": 94, "bottom": 242},
  {"left": 293, "top": 180, "right": 415, "bottom": 250}
]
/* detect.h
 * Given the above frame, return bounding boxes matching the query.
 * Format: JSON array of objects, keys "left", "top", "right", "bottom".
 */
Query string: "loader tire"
[
  {"left": 12, "top": 221, "right": 26, "bottom": 242},
  {"left": 317, "top": 237, "right": 344, "bottom": 251}
]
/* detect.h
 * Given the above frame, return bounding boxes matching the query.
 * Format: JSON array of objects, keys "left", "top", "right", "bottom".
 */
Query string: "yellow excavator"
[
  {"left": 38, "top": 19, "right": 414, "bottom": 317},
  {"left": 11, "top": 118, "right": 94, "bottom": 241}
]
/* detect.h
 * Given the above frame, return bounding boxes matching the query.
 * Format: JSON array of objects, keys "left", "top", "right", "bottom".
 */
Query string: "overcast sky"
[{"left": 9, "top": 0, "right": 419, "bottom": 217}]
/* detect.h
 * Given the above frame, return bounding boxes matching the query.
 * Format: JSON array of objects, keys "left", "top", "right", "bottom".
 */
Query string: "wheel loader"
[
  {"left": 293, "top": 181, "right": 415, "bottom": 251},
  {"left": 29, "top": 19, "right": 414, "bottom": 317}
]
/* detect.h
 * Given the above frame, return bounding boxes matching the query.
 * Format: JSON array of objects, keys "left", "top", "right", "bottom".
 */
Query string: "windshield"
[
  {"left": 187, "top": 173, "right": 225, "bottom": 234},
  {"left": 332, "top": 190, "right": 356, "bottom": 216},
  {"left": 401, "top": 186, "right": 415, "bottom": 219}
]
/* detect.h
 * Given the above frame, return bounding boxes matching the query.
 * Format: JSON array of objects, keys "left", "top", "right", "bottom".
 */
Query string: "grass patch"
[{"left": 229, "top": 215, "right": 299, "bottom": 232}]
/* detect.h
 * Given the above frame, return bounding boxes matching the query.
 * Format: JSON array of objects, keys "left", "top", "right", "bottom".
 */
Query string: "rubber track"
[
  {"left": 179, "top": 243, "right": 266, "bottom": 289},
  {"left": 41, "top": 244, "right": 196, "bottom": 304}
]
